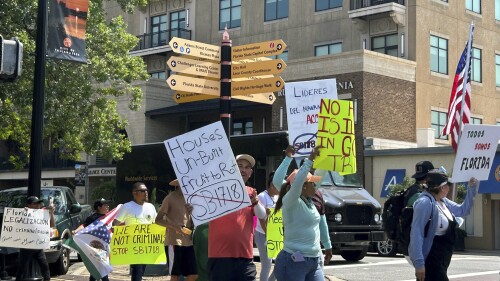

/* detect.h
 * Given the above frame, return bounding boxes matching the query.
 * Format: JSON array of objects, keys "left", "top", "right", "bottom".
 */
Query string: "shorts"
[{"left": 171, "top": 245, "right": 198, "bottom": 276}]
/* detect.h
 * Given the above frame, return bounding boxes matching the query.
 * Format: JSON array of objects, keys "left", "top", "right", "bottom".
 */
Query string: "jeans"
[
  {"left": 90, "top": 275, "right": 109, "bottom": 281},
  {"left": 274, "top": 250, "right": 324, "bottom": 281},
  {"left": 254, "top": 231, "right": 276, "bottom": 281},
  {"left": 130, "top": 264, "right": 147, "bottom": 281}
]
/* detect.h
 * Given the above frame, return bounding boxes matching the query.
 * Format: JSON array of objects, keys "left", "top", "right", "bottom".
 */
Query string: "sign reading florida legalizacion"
[
  {"left": 266, "top": 208, "right": 283, "bottom": 259},
  {"left": 0, "top": 207, "right": 50, "bottom": 249},
  {"left": 110, "top": 224, "right": 166, "bottom": 265},
  {"left": 313, "top": 99, "right": 356, "bottom": 174}
]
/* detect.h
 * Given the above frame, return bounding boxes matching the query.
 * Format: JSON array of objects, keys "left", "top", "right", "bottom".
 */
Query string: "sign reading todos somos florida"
[
  {"left": 164, "top": 121, "right": 252, "bottom": 226},
  {"left": 0, "top": 207, "right": 50, "bottom": 249},
  {"left": 451, "top": 125, "right": 500, "bottom": 183}
]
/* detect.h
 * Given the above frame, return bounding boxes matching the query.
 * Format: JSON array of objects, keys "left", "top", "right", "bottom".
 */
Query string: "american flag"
[
  {"left": 80, "top": 220, "right": 111, "bottom": 244},
  {"left": 441, "top": 24, "right": 474, "bottom": 152}
]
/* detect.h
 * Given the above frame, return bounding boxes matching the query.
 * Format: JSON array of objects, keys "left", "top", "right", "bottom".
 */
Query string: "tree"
[{"left": 0, "top": 0, "right": 150, "bottom": 169}]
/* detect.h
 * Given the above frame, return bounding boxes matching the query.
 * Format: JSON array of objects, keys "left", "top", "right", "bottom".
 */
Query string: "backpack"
[
  {"left": 382, "top": 184, "right": 421, "bottom": 241},
  {"left": 397, "top": 194, "right": 433, "bottom": 256}
]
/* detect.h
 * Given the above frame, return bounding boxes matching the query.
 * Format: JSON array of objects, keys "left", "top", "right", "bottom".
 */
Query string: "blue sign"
[
  {"left": 380, "top": 169, "right": 406, "bottom": 198},
  {"left": 478, "top": 152, "right": 500, "bottom": 193}
]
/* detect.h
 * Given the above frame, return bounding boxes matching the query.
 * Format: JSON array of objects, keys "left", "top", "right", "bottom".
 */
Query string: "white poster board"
[
  {"left": 451, "top": 125, "right": 500, "bottom": 182},
  {"left": 164, "top": 121, "right": 251, "bottom": 226},
  {"left": 0, "top": 207, "right": 50, "bottom": 249},
  {"left": 285, "top": 78, "right": 338, "bottom": 156}
]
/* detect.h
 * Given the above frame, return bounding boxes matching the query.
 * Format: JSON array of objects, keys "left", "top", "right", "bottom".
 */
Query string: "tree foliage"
[{"left": 0, "top": 0, "right": 149, "bottom": 169}]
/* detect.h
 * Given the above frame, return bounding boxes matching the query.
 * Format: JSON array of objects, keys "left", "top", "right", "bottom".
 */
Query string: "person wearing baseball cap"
[
  {"left": 404, "top": 161, "right": 435, "bottom": 207},
  {"left": 409, "top": 170, "right": 479, "bottom": 281}
]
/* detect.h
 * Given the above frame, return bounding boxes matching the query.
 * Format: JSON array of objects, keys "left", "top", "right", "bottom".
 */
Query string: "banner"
[
  {"left": 285, "top": 79, "right": 338, "bottom": 156},
  {"left": 47, "top": 0, "right": 89, "bottom": 63},
  {"left": 380, "top": 169, "right": 406, "bottom": 198},
  {"left": 266, "top": 208, "right": 283, "bottom": 259},
  {"left": 110, "top": 224, "right": 166, "bottom": 265},
  {"left": 164, "top": 121, "right": 251, "bottom": 226},
  {"left": 0, "top": 207, "right": 50, "bottom": 249},
  {"left": 478, "top": 152, "right": 500, "bottom": 194},
  {"left": 313, "top": 99, "right": 356, "bottom": 174},
  {"left": 451, "top": 125, "right": 500, "bottom": 183}
]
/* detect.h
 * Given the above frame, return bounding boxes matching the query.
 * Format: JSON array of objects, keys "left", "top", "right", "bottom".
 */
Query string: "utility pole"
[{"left": 220, "top": 28, "right": 232, "bottom": 138}]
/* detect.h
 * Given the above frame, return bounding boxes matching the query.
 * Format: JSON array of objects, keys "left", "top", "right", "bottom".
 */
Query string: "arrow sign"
[
  {"left": 167, "top": 75, "right": 220, "bottom": 96},
  {"left": 234, "top": 93, "right": 276, "bottom": 105},
  {"left": 169, "top": 37, "right": 221, "bottom": 61},
  {"left": 173, "top": 92, "right": 218, "bottom": 103},
  {"left": 232, "top": 39, "right": 287, "bottom": 61},
  {"left": 167, "top": 57, "right": 220, "bottom": 79},
  {"left": 231, "top": 77, "right": 285, "bottom": 96},
  {"left": 231, "top": 59, "right": 286, "bottom": 79}
]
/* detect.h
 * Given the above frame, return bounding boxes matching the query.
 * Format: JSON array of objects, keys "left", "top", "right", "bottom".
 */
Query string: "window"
[
  {"left": 150, "top": 71, "right": 166, "bottom": 80},
  {"left": 265, "top": 0, "right": 288, "bottom": 21},
  {"left": 151, "top": 15, "right": 167, "bottom": 48},
  {"left": 431, "top": 110, "right": 448, "bottom": 139},
  {"left": 496, "top": 0, "right": 500, "bottom": 20},
  {"left": 466, "top": 0, "right": 481, "bottom": 14},
  {"left": 270, "top": 50, "right": 288, "bottom": 61},
  {"left": 497, "top": 121, "right": 500, "bottom": 126},
  {"left": 430, "top": 35, "right": 448, "bottom": 75},
  {"left": 220, "top": 0, "right": 241, "bottom": 30},
  {"left": 315, "top": 43, "right": 342, "bottom": 56},
  {"left": 471, "top": 47, "right": 481, "bottom": 83},
  {"left": 470, "top": 117, "right": 482, "bottom": 124},
  {"left": 371, "top": 34, "right": 398, "bottom": 57},
  {"left": 233, "top": 119, "right": 253, "bottom": 135},
  {"left": 170, "top": 10, "right": 187, "bottom": 40},
  {"left": 496, "top": 54, "right": 500, "bottom": 87},
  {"left": 316, "top": 0, "right": 342, "bottom": 11}
]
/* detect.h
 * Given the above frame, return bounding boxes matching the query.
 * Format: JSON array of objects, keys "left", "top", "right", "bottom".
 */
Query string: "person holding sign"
[
  {"left": 409, "top": 170, "right": 478, "bottom": 281},
  {"left": 113, "top": 182, "right": 157, "bottom": 281},
  {"left": 16, "top": 196, "right": 55, "bottom": 281},
  {"left": 155, "top": 179, "right": 197, "bottom": 281},
  {"left": 254, "top": 172, "right": 279, "bottom": 281},
  {"left": 272, "top": 146, "right": 326, "bottom": 281},
  {"left": 207, "top": 154, "right": 266, "bottom": 281}
]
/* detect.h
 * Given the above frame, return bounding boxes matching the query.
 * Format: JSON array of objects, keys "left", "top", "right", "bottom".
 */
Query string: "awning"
[{"left": 146, "top": 100, "right": 270, "bottom": 118}]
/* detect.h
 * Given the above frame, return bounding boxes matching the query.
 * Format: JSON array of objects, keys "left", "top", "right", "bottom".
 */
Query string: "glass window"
[
  {"left": 315, "top": 43, "right": 342, "bottom": 56},
  {"left": 496, "top": 0, "right": 500, "bottom": 20},
  {"left": 265, "top": 0, "right": 288, "bottom": 21},
  {"left": 316, "top": 0, "right": 342, "bottom": 12},
  {"left": 430, "top": 35, "right": 448, "bottom": 75},
  {"left": 431, "top": 110, "right": 448, "bottom": 140},
  {"left": 471, "top": 117, "right": 482, "bottom": 124},
  {"left": 170, "top": 10, "right": 187, "bottom": 40},
  {"left": 496, "top": 54, "right": 500, "bottom": 87},
  {"left": 220, "top": 0, "right": 241, "bottom": 30},
  {"left": 269, "top": 50, "right": 288, "bottom": 61},
  {"left": 371, "top": 34, "right": 398, "bottom": 57},
  {"left": 151, "top": 72, "right": 166, "bottom": 80},
  {"left": 232, "top": 119, "right": 253, "bottom": 135},
  {"left": 151, "top": 15, "right": 167, "bottom": 47},
  {"left": 466, "top": 0, "right": 481, "bottom": 14},
  {"left": 471, "top": 47, "right": 481, "bottom": 83}
]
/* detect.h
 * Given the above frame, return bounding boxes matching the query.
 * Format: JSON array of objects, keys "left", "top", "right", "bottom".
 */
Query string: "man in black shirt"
[{"left": 404, "top": 161, "right": 434, "bottom": 207}]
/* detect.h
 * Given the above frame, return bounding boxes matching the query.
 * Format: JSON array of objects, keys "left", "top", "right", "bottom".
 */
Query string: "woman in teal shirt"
[{"left": 273, "top": 146, "right": 325, "bottom": 281}]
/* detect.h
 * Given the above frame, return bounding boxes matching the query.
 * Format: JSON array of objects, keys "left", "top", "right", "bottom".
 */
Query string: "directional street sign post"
[
  {"left": 232, "top": 39, "right": 287, "bottom": 61},
  {"left": 169, "top": 37, "right": 221, "bottom": 61},
  {"left": 173, "top": 92, "right": 276, "bottom": 105},
  {"left": 231, "top": 59, "right": 286, "bottom": 79},
  {"left": 167, "top": 56, "right": 220, "bottom": 79},
  {"left": 232, "top": 77, "right": 284, "bottom": 96},
  {"left": 167, "top": 75, "right": 220, "bottom": 96}
]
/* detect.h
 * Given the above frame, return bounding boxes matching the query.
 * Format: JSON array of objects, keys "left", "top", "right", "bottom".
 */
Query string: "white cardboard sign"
[
  {"left": 0, "top": 207, "right": 50, "bottom": 249},
  {"left": 451, "top": 125, "right": 500, "bottom": 182},
  {"left": 285, "top": 78, "right": 338, "bottom": 156},
  {"left": 164, "top": 121, "right": 251, "bottom": 226}
]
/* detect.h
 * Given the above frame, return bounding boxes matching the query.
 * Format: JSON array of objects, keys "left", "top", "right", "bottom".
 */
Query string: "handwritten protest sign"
[
  {"left": 285, "top": 79, "right": 338, "bottom": 156},
  {"left": 164, "top": 121, "right": 251, "bottom": 226},
  {"left": 313, "top": 99, "right": 356, "bottom": 174},
  {"left": 266, "top": 208, "right": 283, "bottom": 258},
  {"left": 451, "top": 125, "right": 500, "bottom": 183},
  {"left": 110, "top": 224, "right": 166, "bottom": 265},
  {"left": 0, "top": 207, "right": 50, "bottom": 249}
]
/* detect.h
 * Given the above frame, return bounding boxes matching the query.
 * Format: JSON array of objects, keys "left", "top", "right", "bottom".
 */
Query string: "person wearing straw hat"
[{"left": 155, "top": 179, "right": 197, "bottom": 281}]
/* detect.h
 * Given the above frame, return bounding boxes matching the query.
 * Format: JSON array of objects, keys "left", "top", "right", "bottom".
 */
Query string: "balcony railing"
[
  {"left": 350, "top": 0, "right": 405, "bottom": 10},
  {"left": 133, "top": 28, "right": 191, "bottom": 51}
]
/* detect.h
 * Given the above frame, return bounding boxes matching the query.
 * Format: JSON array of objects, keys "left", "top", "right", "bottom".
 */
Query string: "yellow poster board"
[
  {"left": 313, "top": 99, "right": 356, "bottom": 174},
  {"left": 266, "top": 208, "right": 283, "bottom": 259},
  {"left": 110, "top": 224, "right": 166, "bottom": 265}
]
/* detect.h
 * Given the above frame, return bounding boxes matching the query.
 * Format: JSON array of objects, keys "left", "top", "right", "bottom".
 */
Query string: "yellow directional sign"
[
  {"left": 167, "top": 75, "right": 220, "bottom": 96},
  {"left": 231, "top": 77, "right": 284, "bottom": 96},
  {"left": 231, "top": 59, "right": 286, "bottom": 78},
  {"left": 173, "top": 92, "right": 218, "bottom": 103},
  {"left": 232, "top": 39, "right": 286, "bottom": 61},
  {"left": 169, "top": 37, "right": 220, "bottom": 61},
  {"left": 167, "top": 57, "right": 220, "bottom": 79},
  {"left": 234, "top": 93, "right": 276, "bottom": 105}
]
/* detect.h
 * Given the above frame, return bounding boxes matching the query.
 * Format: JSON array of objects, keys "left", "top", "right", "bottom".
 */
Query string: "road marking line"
[
  {"left": 328, "top": 256, "right": 491, "bottom": 269},
  {"left": 399, "top": 270, "right": 499, "bottom": 281}
]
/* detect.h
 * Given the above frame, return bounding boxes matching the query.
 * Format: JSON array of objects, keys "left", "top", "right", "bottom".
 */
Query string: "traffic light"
[{"left": 0, "top": 35, "right": 23, "bottom": 82}]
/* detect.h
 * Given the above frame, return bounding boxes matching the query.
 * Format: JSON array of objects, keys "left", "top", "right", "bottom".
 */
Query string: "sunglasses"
[{"left": 134, "top": 189, "right": 148, "bottom": 193}]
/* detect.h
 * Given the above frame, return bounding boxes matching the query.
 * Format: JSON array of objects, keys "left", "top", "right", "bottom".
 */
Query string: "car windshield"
[
  {"left": 0, "top": 189, "right": 66, "bottom": 214},
  {"left": 320, "top": 171, "right": 363, "bottom": 188}
]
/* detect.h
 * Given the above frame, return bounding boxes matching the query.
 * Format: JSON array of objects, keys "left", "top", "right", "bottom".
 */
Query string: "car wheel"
[
  {"left": 339, "top": 247, "right": 368, "bottom": 262},
  {"left": 53, "top": 244, "right": 71, "bottom": 275},
  {"left": 377, "top": 239, "right": 398, "bottom": 257}
]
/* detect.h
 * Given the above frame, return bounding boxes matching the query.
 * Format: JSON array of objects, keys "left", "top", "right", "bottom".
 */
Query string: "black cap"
[
  {"left": 93, "top": 198, "right": 111, "bottom": 210},
  {"left": 425, "top": 170, "right": 450, "bottom": 188},
  {"left": 26, "top": 196, "right": 43, "bottom": 205},
  {"left": 412, "top": 161, "right": 435, "bottom": 179}
]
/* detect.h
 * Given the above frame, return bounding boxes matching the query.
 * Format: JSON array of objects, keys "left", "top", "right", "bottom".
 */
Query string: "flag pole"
[{"left": 457, "top": 21, "right": 474, "bottom": 144}]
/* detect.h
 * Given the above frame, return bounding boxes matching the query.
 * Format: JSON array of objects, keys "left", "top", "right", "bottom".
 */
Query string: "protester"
[
  {"left": 409, "top": 170, "right": 478, "bottom": 281},
  {"left": 193, "top": 222, "right": 209, "bottom": 281},
  {"left": 16, "top": 196, "right": 55, "bottom": 281},
  {"left": 273, "top": 146, "right": 326, "bottom": 281},
  {"left": 207, "top": 154, "right": 267, "bottom": 281},
  {"left": 405, "top": 161, "right": 435, "bottom": 206},
  {"left": 113, "top": 182, "right": 157, "bottom": 281},
  {"left": 155, "top": 179, "right": 197, "bottom": 281},
  {"left": 254, "top": 171, "right": 279, "bottom": 281},
  {"left": 73, "top": 198, "right": 112, "bottom": 281}
]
